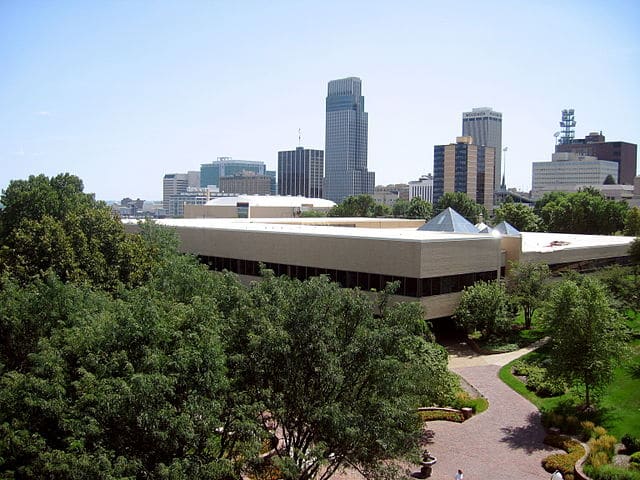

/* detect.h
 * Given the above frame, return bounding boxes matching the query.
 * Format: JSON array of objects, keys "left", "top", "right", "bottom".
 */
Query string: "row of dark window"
[{"left": 199, "top": 255, "right": 500, "bottom": 298}]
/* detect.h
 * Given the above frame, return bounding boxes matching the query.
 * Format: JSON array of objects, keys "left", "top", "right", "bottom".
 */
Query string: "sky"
[{"left": 1, "top": 0, "right": 639, "bottom": 201}]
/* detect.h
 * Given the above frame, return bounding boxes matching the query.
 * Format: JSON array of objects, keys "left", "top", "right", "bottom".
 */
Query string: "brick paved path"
[{"left": 423, "top": 364, "right": 557, "bottom": 480}]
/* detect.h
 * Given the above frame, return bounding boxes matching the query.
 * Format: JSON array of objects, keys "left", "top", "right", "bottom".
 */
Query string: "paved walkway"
[{"left": 334, "top": 339, "right": 558, "bottom": 480}]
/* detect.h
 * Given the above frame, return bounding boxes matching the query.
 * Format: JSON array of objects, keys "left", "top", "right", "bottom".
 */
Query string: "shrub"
[
  {"left": 585, "top": 464, "right": 640, "bottom": 480},
  {"left": 565, "top": 415, "right": 580, "bottom": 435},
  {"left": 623, "top": 434, "right": 640, "bottom": 454},
  {"left": 588, "top": 434, "right": 617, "bottom": 460},
  {"left": 418, "top": 410, "right": 465, "bottom": 422},
  {"left": 581, "top": 421, "right": 596, "bottom": 440},
  {"left": 543, "top": 434, "right": 585, "bottom": 479},
  {"left": 630, "top": 452, "right": 640, "bottom": 471},
  {"left": 593, "top": 426, "right": 608, "bottom": 439}
]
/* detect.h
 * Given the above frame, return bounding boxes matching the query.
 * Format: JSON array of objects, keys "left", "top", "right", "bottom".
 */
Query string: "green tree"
[
  {"left": 0, "top": 173, "right": 149, "bottom": 289},
  {"left": 0, "top": 225, "right": 258, "bottom": 479},
  {"left": 630, "top": 237, "right": 640, "bottom": 283},
  {"left": 405, "top": 196, "right": 433, "bottom": 220},
  {"left": 454, "top": 280, "right": 512, "bottom": 337},
  {"left": 433, "top": 192, "right": 486, "bottom": 223},
  {"left": 493, "top": 202, "right": 541, "bottom": 232},
  {"left": 603, "top": 174, "right": 616, "bottom": 185},
  {"left": 328, "top": 195, "right": 387, "bottom": 217},
  {"left": 228, "top": 273, "right": 455, "bottom": 480},
  {"left": 541, "top": 276, "right": 628, "bottom": 407},
  {"left": 506, "top": 261, "right": 550, "bottom": 329},
  {"left": 535, "top": 188, "right": 628, "bottom": 234},
  {"left": 392, "top": 198, "right": 410, "bottom": 217},
  {"left": 624, "top": 207, "right": 640, "bottom": 236}
]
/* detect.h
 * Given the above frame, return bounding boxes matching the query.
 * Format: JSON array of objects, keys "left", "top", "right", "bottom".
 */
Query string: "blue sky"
[{"left": 1, "top": 0, "right": 639, "bottom": 201}]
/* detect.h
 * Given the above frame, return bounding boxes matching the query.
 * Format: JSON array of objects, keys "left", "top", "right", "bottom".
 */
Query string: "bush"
[
  {"left": 581, "top": 421, "right": 597, "bottom": 440},
  {"left": 418, "top": 410, "right": 465, "bottom": 423},
  {"left": 543, "top": 434, "right": 585, "bottom": 479},
  {"left": 623, "top": 434, "right": 640, "bottom": 454},
  {"left": 630, "top": 452, "right": 640, "bottom": 471},
  {"left": 588, "top": 435, "right": 617, "bottom": 466},
  {"left": 593, "top": 426, "right": 608, "bottom": 439},
  {"left": 449, "top": 391, "right": 489, "bottom": 413}
]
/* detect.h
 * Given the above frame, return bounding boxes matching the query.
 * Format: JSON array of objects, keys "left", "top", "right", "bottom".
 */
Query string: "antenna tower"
[
  {"left": 559, "top": 109, "right": 576, "bottom": 145},
  {"left": 298, "top": 128, "right": 302, "bottom": 146}
]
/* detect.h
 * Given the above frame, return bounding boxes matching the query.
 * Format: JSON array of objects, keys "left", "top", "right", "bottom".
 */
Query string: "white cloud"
[{"left": 35, "top": 111, "right": 51, "bottom": 116}]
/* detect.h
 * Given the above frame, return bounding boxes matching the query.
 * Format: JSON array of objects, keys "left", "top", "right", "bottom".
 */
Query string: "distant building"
[
  {"left": 409, "top": 174, "right": 434, "bottom": 203},
  {"left": 278, "top": 147, "right": 324, "bottom": 198},
  {"left": 433, "top": 136, "right": 495, "bottom": 210},
  {"left": 163, "top": 171, "right": 201, "bottom": 216},
  {"left": 324, "top": 77, "right": 375, "bottom": 202},
  {"left": 462, "top": 107, "right": 502, "bottom": 191},
  {"left": 220, "top": 171, "right": 272, "bottom": 195},
  {"left": 200, "top": 157, "right": 266, "bottom": 189},
  {"left": 555, "top": 132, "right": 637, "bottom": 185},
  {"left": 373, "top": 184, "right": 409, "bottom": 207},
  {"left": 531, "top": 152, "right": 619, "bottom": 199},
  {"left": 266, "top": 170, "right": 277, "bottom": 195},
  {"left": 183, "top": 195, "right": 336, "bottom": 219}
]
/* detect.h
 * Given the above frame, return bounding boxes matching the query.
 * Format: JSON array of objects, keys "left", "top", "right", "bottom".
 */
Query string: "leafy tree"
[
  {"left": 373, "top": 202, "right": 391, "bottom": 217},
  {"left": 454, "top": 280, "right": 512, "bottom": 337},
  {"left": 493, "top": 202, "right": 541, "bottom": 232},
  {"left": 603, "top": 174, "right": 616, "bottom": 185},
  {"left": 405, "top": 196, "right": 433, "bottom": 220},
  {"left": 506, "top": 261, "right": 550, "bottom": 329},
  {"left": 328, "top": 195, "right": 388, "bottom": 217},
  {"left": 392, "top": 198, "right": 410, "bottom": 217},
  {"left": 0, "top": 173, "right": 150, "bottom": 289},
  {"left": 630, "top": 237, "right": 640, "bottom": 283},
  {"left": 228, "top": 272, "right": 455, "bottom": 480},
  {"left": 541, "top": 276, "right": 628, "bottom": 408},
  {"left": 0, "top": 226, "right": 258, "bottom": 479},
  {"left": 624, "top": 207, "right": 640, "bottom": 237},
  {"left": 433, "top": 192, "right": 486, "bottom": 223},
  {"left": 535, "top": 188, "right": 628, "bottom": 234}
]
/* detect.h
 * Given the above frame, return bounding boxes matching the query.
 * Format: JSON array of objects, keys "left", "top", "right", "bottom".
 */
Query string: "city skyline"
[{"left": 1, "top": 1, "right": 638, "bottom": 200}]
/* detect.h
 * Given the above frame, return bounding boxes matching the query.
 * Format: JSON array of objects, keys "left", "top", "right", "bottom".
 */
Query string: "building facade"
[
  {"left": 531, "top": 152, "right": 619, "bottom": 199},
  {"left": 219, "top": 172, "right": 272, "bottom": 195},
  {"left": 462, "top": 107, "right": 502, "bottom": 191},
  {"left": 324, "top": 77, "right": 375, "bottom": 203},
  {"left": 409, "top": 174, "right": 434, "bottom": 202},
  {"left": 200, "top": 157, "right": 266, "bottom": 189},
  {"left": 433, "top": 137, "right": 495, "bottom": 210},
  {"left": 555, "top": 132, "right": 637, "bottom": 185},
  {"left": 278, "top": 147, "right": 324, "bottom": 198}
]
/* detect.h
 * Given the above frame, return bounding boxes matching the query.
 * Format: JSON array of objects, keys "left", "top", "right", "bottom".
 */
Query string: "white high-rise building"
[{"left": 462, "top": 107, "right": 502, "bottom": 191}]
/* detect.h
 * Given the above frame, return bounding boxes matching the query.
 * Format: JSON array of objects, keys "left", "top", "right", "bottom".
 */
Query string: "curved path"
[{"left": 334, "top": 339, "right": 559, "bottom": 480}]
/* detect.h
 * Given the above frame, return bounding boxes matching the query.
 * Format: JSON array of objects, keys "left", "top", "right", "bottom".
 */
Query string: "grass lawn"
[{"left": 499, "top": 326, "right": 640, "bottom": 438}]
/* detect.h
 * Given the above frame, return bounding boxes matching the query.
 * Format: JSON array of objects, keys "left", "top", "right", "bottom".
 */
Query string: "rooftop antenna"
[
  {"left": 501, "top": 147, "right": 508, "bottom": 190},
  {"left": 553, "top": 131, "right": 560, "bottom": 146},
  {"left": 298, "top": 128, "right": 302, "bottom": 146},
  {"left": 559, "top": 109, "right": 576, "bottom": 145}
]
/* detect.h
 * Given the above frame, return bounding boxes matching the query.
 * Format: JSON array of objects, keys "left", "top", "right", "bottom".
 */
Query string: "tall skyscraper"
[
  {"left": 278, "top": 147, "right": 324, "bottom": 198},
  {"left": 433, "top": 136, "right": 495, "bottom": 211},
  {"left": 462, "top": 107, "right": 502, "bottom": 191},
  {"left": 324, "top": 77, "right": 374, "bottom": 203}
]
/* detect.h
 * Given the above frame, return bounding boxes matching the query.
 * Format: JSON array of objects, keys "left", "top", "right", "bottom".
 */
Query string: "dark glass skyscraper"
[
  {"left": 278, "top": 147, "right": 324, "bottom": 198},
  {"left": 324, "top": 77, "right": 374, "bottom": 203}
]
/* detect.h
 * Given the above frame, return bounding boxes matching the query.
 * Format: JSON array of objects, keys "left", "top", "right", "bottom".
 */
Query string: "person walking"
[{"left": 455, "top": 469, "right": 463, "bottom": 480}]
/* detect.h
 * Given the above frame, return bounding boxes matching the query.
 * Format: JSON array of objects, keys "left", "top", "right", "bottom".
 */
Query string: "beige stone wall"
[
  {"left": 418, "top": 236, "right": 501, "bottom": 277},
  {"left": 443, "top": 146, "right": 455, "bottom": 194},
  {"left": 521, "top": 243, "right": 631, "bottom": 266},
  {"left": 466, "top": 147, "right": 478, "bottom": 202}
]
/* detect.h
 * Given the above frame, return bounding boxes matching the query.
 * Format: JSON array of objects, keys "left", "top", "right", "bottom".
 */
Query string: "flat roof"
[
  {"left": 205, "top": 195, "right": 336, "bottom": 208},
  {"left": 521, "top": 232, "right": 635, "bottom": 253}
]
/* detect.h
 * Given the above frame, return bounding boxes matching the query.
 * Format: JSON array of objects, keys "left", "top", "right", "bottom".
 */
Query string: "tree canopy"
[
  {"left": 493, "top": 202, "right": 541, "bottom": 232},
  {"left": 0, "top": 174, "right": 456, "bottom": 480},
  {"left": 506, "top": 261, "right": 550, "bottom": 329},
  {"left": 433, "top": 192, "right": 486, "bottom": 224},
  {"left": 534, "top": 188, "right": 628, "bottom": 235},
  {"left": 0, "top": 173, "right": 150, "bottom": 289},
  {"left": 328, "top": 195, "right": 390, "bottom": 217},
  {"left": 454, "top": 280, "right": 512, "bottom": 337},
  {"left": 624, "top": 207, "right": 640, "bottom": 237},
  {"left": 541, "top": 276, "right": 628, "bottom": 407}
]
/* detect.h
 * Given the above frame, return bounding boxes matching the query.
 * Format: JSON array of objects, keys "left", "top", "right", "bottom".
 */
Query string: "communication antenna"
[
  {"left": 553, "top": 131, "right": 560, "bottom": 146},
  {"left": 298, "top": 128, "right": 302, "bottom": 146},
  {"left": 502, "top": 147, "right": 508, "bottom": 190},
  {"left": 559, "top": 109, "right": 576, "bottom": 145}
]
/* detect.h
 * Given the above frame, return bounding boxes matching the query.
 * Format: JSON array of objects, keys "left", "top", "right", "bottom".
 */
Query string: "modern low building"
[
  {"left": 531, "top": 152, "right": 619, "bottom": 199},
  {"left": 183, "top": 195, "right": 335, "bottom": 219},
  {"left": 124, "top": 215, "right": 634, "bottom": 321},
  {"left": 200, "top": 157, "right": 266, "bottom": 189}
]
